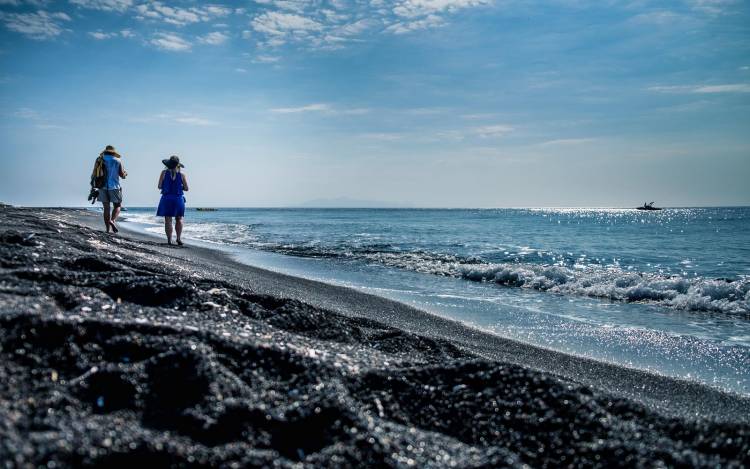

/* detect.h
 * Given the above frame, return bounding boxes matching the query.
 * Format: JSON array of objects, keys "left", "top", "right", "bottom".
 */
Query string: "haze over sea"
[{"left": 122, "top": 206, "right": 750, "bottom": 395}]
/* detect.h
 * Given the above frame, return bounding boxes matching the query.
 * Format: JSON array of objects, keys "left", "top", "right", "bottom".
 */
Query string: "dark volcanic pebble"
[{"left": 0, "top": 207, "right": 748, "bottom": 467}]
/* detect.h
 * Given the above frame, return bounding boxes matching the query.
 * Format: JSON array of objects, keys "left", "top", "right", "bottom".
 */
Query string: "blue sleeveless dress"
[{"left": 156, "top": 171, "right": 185, "bottom": 217}]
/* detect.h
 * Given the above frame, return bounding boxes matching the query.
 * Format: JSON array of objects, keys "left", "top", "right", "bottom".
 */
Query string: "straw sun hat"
[{"left": 101, "top": 145, "right": 120, "bottom": 157}]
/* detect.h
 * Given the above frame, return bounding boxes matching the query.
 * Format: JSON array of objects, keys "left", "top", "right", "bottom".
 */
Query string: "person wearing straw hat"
[
  {"left": 156, "top": 155, "right": 189, "bottom": 245},
  {"left": 94, "top": 145, "right": 127, "bottom": 233}
]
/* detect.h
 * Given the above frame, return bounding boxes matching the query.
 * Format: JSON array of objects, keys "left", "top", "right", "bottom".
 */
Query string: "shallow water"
[{"left": 121, "top": 207, "right": 750, "bottom": 394}]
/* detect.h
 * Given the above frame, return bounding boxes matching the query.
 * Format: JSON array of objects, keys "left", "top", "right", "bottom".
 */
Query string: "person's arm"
[
  {"left": 181, "top": 173, "right": 189, "bottom": 191},
  {"left": 158, "top": 170, "right": 165, "bottom": 190},
  {"left": 119, "top": 160, "right": 127, "bottom": 178}
]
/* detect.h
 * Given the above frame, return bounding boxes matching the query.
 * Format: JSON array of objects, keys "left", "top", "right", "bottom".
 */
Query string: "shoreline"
[
  {"left": 2, "top": 207, "right": 749, "bottom": 466},
  {"left": 75, "top": 209, "right": 750, "bottom": 418},
  {"left": 113, "top": 209, "right": 750, "bottom": 417}
]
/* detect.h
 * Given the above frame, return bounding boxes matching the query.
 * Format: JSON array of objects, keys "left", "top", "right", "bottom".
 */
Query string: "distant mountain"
[{"left": 296, "top": 197, "right": 410, "bottom": 208}]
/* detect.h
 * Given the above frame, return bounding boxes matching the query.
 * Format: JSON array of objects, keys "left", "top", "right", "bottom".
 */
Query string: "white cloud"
[
  {"left": 0, "top": 0, "right": 51, "bottom": 5},
  {"left": 0, "top": 10, "right": 71, "bottom": 40},
  {"left": 248, "top": 0, "right": 491, "bottom": 51},
  {"left": 35, "top": 123, "right": 65, "bottom": 130},
  {"left": 88, "top": 29, "right": 134, "bottom": 40},
  {"left": 689, "top": 0, "right": 738, "bottom": 15},
  {"left": 393, "top": 0, "right": 491, "bottom": 18},
  {"left": 204, "top": 5, "right": 232, "bottom": 17},
  {"left": 149, "top": 32, "right": 191, "bottom": 52},
  {"left": 693, "top": 84, "right": 750, "bottom": 93},
  {"left": 12, "top": 106, "right": 63, "bottom": 129},
  {"left": 649, "top": 83, "right": 750, "bottom": 93},
  {"left": 460, "top": 113, "right": 496, "bottom": 120},
  {"left": 335, "top": 18, "right": 377, "bottom": 36},
  {"left": 339, "top": 108, "right": 370, "bottom": 115},
  {"left": 270, "top": 103, "right": 332, "bottom": 113},
  {"left": 253, "top": 54, "right": 281, "bottom": 63},
  {"left": 135, "top": 2, "right": 230, "bottom": 26},
  {"left": 173, "top": 116, "right": 216, "bottom": 126},
  {"left": 404, "top": 107, "right": 445, "bottom": 115},
  {"left": 360, "top": 132, "right": 405, "bottom": 141},
  {"left": 89, "top": 30, "right": 116, "bottom": 40},
  {"left": 69, "top": 0, "right": 133, "bottom": 12},
  {"left": 198, "top": 31, "right": 229, "bottom": 45},
  {"left": 252, "top": 11, "right": 323, "bottom": 36},
  {"left": 538, "top": 138, "right": 596, "bottom": 146},
  {"left": 132, "top": 112, "right": 216, "bottom": 126},
  {"left": 386, "top": 14, "right": 444, "bottom": 34},
  {"left": 251, "top": 11, "right": 330, "bottom": 48},
  {"left": 472, "top": 124, "right": 514, "bottom": 138},
  {"left": 629, "top": 10, "right": 685, "bottom": 25},
  {"left": 269, "top": 103, "right": 370, "bottom": 115}
]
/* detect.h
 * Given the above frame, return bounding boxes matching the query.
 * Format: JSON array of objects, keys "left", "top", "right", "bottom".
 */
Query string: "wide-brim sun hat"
[
  {"left": 162, "top": 155, "right": 185, "bottom": 169},
  {"left": 101, "top": 145, "right": 120, "bottom": 157}
]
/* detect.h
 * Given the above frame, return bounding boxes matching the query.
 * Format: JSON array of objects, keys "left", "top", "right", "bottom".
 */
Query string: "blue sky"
[{"left": 0, "top": 0, "right": 748, "bottom": 207}]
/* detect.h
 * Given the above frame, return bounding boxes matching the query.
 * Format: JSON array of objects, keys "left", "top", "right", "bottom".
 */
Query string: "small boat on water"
[
  {"left": 636, "top": 202, "right": 662, "bottom": 211},
  {"left": 196, "top": 208, "right": 218, "bottom": 212}
]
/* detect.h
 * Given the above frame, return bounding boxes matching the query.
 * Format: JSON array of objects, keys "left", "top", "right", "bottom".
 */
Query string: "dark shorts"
[{"left": 98, "top": 189, "right": 123, "bottom": 205}]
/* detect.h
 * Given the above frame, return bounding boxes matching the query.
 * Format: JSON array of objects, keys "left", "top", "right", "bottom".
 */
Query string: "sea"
[{"left": 120, "top": 207, "right": 750, "bottom": 395}]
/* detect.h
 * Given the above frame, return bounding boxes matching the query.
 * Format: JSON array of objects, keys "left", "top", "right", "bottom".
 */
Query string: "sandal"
[{"left": 109, "top": 221, "right": 119, "bottom": 233}]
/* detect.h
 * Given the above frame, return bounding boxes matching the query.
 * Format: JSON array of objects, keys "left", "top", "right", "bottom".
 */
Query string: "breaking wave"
[
  {"left": 270, "top": 246, "right": 749, "bottom": 316},
  {"left": 256, "top": 242, "right": 750, "bottom": 316},
  {"left": 457, "top": 263, "right": 749, "bottom": 316},
  {"left": 121, "top": 213, "right": 750, "bottom": 316},
  {"left": 320, "top": 248, "right": 748, "bottom": 316}
]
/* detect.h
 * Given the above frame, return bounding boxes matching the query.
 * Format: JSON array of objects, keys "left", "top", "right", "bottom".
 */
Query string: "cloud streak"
[
  {"left": 0, "top": 10, "right": 71, "bottom": 40},
  {"left": 538, "top": 138, "right": 596, "bottom": 147},
  {"left": 135, "top": 2, "right": 230, "bottom": 26},
  {"left": 198, "top": 31, "right": 229, "bottom": 45},
  {"left": 270, "top": 103, "right": 332, "bottom": 113},
  {"left": 149, "top": 32, "right": 191, "bottom": 52},
  {"left": 69, "top": 0, "right": 134, "bottom": 12},
  {"left": 649, "top": 84, "right": 750, "bottom": 94},
  {"left": 248, "top": 0, "right": 492, "bottom": 50},
  {"left": 88, "top": 29, "right": 133, "bottom": 40},
  {"left": 131, "top": 112, "right": 217, "bottom": 126},
  {"left": 1, "top": 1, "right": 495, "bottom": 54},
  {"left": 472, "top": 124, "right": 514, "bottom": 138}
]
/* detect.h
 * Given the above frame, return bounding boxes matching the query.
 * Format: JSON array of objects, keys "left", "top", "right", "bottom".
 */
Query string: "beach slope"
[{"left": 1, "top": 207, "right": 748, "bottom": 467}]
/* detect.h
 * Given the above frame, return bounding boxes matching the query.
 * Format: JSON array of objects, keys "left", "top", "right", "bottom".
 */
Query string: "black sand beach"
[{"left": 1, "top": 207, "right": 749, "bottom": 467}]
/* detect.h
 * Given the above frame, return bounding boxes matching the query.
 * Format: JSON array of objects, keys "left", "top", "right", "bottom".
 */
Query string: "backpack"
[{"left": 90, "top": 155, "right": 108, "bottom": 189}]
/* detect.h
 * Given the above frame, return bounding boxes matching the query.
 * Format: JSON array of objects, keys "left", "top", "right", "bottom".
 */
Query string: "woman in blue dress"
[{"left": 156, "top": 155, "right": 189, "bottom": 245}]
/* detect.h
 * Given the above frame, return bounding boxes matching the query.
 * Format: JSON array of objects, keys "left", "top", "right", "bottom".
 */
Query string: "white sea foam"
[
  {"left": 456, "top": 262, "right": 749, "bottom": 315},
  {"left": 123, "top": 213, "right": 259, "bottom": 245},
  {"left": 330, "top": 249, "right": 750, "bottom": 315},
  {"left": 122, "top": 212, "right": 750, "bottom": 316}
]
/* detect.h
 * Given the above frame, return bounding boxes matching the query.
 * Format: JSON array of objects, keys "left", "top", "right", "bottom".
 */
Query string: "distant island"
[{"left": 296, "top": 197, "right": 411, "bottom": 208}]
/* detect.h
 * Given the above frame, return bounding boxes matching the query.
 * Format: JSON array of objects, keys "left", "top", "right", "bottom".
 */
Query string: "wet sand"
[{"left": 1, "top": 207, "right": 748, "bottom": 467}]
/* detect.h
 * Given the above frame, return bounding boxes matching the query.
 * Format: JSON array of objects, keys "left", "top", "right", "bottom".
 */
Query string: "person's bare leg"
[
  {"left": 109, "top": 203, "right": 121, "bottom": 233},
  {"left": 164, "top": 217, "right": 173, "bottom": 244},
  {"left": 175, "top": 217, "right": 183, "bottom": 245},
  {"left": 102, "top": 202, "right": 111, "bottom": 233},
  {"left": 111, "top": 204, "right": 121, "bottom": 223}
]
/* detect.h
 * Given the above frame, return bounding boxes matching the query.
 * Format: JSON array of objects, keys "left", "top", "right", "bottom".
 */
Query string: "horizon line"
[{"left": 7, "top": 204, "right": 750, "bottom": 210}]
